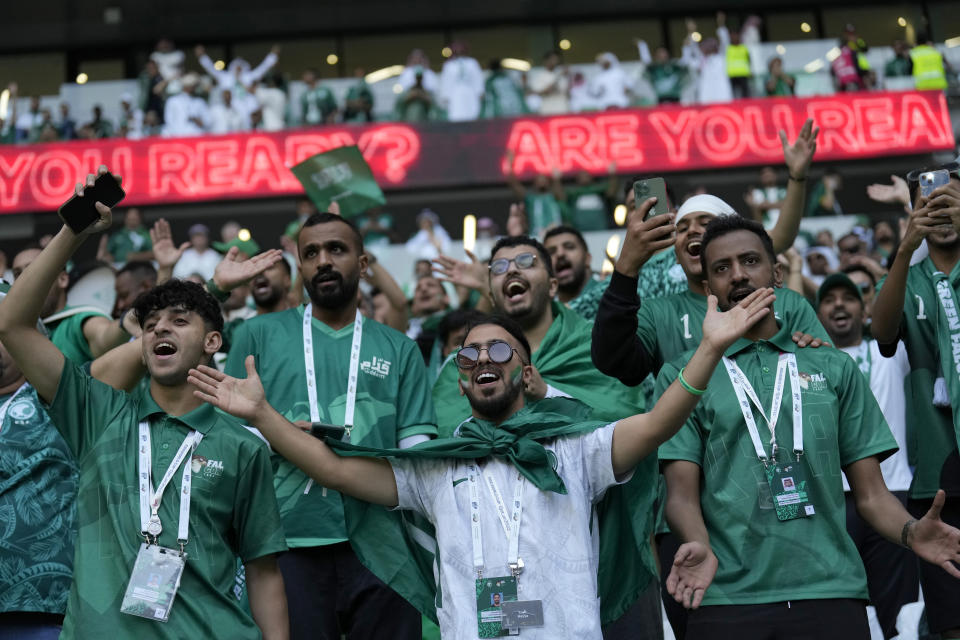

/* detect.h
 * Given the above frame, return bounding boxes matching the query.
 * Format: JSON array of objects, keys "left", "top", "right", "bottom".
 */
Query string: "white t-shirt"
[
  {"left": 528, "top": 68, "right": 569, "bottom": 115},
  {"left": 391, "top": 423, "right": 628, "bottom": 640},
  {"left": 172, "top": 247, "right": 222, "bottom": 281},
  {"left": 840, "top": 339, "right": 912, "bottom": 492}
]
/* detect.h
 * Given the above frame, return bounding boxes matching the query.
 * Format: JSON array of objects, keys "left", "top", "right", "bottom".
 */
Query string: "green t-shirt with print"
[
  {"left": 301, "top": 86, "right": 338, "bottom": 125},
  {"left": 44, "top": 361, "right": 287, "bottom": 639},
  {"left": 48, "top": 307, "right": 112, "bottom": 364},
  {"left": 636, "top": 249, "right": 688, "bottom": 301},
  {"left": 565, "top": 184, "right": 609, "bottom": 231},
  {"left": 566, "top": 275, "right": 608, "bottom": 323},
  {"left": 657, "top": 323, "right": 897, "bottom": 606},
  {"left": 107, "top": 227, "right": 152, "bottom": 264},
  {"left": 877, "top": 257, "right": 959, "bottom": 498},
  {"left": 524, "top": 193, "right": 563, "bottom": 237},
  {"left": 225, "top": 307, "right": 437, "bottom": 547},
  {"left": 0, "top": 383, "right": 78, "bottom": 615}
]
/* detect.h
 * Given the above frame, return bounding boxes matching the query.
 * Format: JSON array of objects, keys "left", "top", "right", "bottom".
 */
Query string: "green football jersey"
[
  {"left": 566, "top": 275, "right": 608, "bottom": 323},
  {"left": 44, "top": 361, "right": 286, "bottom": 639},
  {"left": 0, "top": 383, "right": 78, "bottom": 615},
  {"left": 225, "top": 307, "right": 437, "bottom": 547},
  {"left": 636, "top": 249, "right": 688, "bottom": 301},
  {"left": 48, "top": 307, "right": 111, "bottom": 364},
  {"left": 658, "top": 323, "right": 897, "bottom": 606}
]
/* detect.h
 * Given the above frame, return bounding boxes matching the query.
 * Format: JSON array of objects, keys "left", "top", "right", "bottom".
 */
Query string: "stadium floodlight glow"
[
  {"left": 238, "top": 228, "right": 252, "bottom": 242},
  {"left": 776, "top": 45, "right": 786, "bottom": 55},
  {"left": 326, "top": 54, "right": 338, "bottom": 65},
  {"left": 463, "top": 215, "right": 477, "bottom": 253},
  {"left": 946, "top": 36, "right": 960, "bottom": 48},
  {"left": 897, "top": 17, "right": 907, "bottom": 27},
  {"left": 601, "top": 258, "right": 614, "bottom": 275},
  {"left": 76, "top": 73, "right": 89, "bottom": 84},
  {"left": 803, "top": 59, "right": 825, "bottom": 73},
  {"left": 613, "top": 204, "right": 627, "bottom": 226},
  {"left": 605, "top": 234, "right": 621, "bottom": 261},
  {"left": 691, "top": 32, "right": 702, "bottom": 42},
  {"left": 392, "top": 83, "right": 403, "bottom": 94},
  {"left": 0, "top": 89, "right": 7, "bottom": 120},
  {"left": 559, "top": 39, "right": 572, "bottom": 50},
  {"left": 365, "top": 65, "right": 404, "bottom": 84},
  {"left": 825, "top": 47, "right": 841, "bottom": 62},
  {"left": 800, "top": 22, "right": 812, "bottom": 33},
  {"left": 501, "top": 58, "right": 532, "bottom": 72},
  {"left": 441, "top": 47, "right": 452, "bottom": 58},
  {"left": 214, "top": 60, "right": 225, "bottom": 70}
]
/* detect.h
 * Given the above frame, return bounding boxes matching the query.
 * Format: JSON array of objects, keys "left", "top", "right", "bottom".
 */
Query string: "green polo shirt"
[
  {"left": 566, "top": 275, "right": 608, "bottom": 323},
  {"left": 878, "top": 257, "right": 958, "bottom": 498},
  {"left": 47, "top": 307, "right": 111, "bottom": 364},
  {"left": 0, "top": 382, "right": 78, "bottom": 616},
  {"left": 45, "top": 361, "right": 286, "bottom": 639},
  {"left": 106, "top": 227, "right": 152, "bottom": 264},
  {"left": 225, "top": 307, "right": 437, "bottom": 548},
  {"left": 657, "top": 322, "right": 897, "bottom": 606}
]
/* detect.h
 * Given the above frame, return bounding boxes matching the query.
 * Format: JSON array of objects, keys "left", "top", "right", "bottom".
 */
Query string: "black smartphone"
[
  {"left": 633, "top": 178, "right": 669, "bottom": 221},
  {"left": 57, "top": 172, "right": 126, "bottom": 234},
  {"left": 309, "top": 423, "right": 347, "bottom": 441}
]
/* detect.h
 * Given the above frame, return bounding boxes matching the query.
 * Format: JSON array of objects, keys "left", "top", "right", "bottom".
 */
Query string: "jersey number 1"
[{"left": 681, "top": 313, "right": 692, "bottom": 339}]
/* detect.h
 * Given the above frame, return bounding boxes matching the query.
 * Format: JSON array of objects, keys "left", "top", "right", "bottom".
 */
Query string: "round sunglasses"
[{"left": 455, "top": 340, "right": 523, "bottom": 369}]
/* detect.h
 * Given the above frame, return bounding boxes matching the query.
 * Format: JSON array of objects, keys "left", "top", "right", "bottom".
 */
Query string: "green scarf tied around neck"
[{"left": 326, "top": 397, "right": 659, "bottom": 625}]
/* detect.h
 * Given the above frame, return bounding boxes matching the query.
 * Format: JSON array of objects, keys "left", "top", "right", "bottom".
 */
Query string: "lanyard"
[
  {"left": 0, "top": 382, "right": 29, "bottom": 432},
  {"left": 137, "top": 421, "right": 203, "bottom": 545},
  {"left": 467, "top": 464, "right": 525, "bottom": 579},
  {"left": 302, "top": 305, "right": 363, "bottom": 495},
  {"left": 723, "top": 352, "right": 803, "bottom": 463}
]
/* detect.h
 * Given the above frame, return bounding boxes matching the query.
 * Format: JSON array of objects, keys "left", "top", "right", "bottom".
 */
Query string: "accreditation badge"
[
  {"left": 765, "top": 461, "right": 815, "bottom": 521},
  {"left": 120, "top": 543, "right": 187, "bottom": 622},
  {"left": 476, "top": 575, "right": 519, "bottom": 637}
]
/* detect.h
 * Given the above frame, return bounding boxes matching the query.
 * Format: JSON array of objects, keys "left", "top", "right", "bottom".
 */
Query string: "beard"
[
  {"left": 305, "top": 268, "right": 360, "bottom": 311},
  {"left": 253, "top": 283, "right": 285, "bottom": 308},
  {"left": 463, "top": 368, "right": 525, "bottom": 422},
  {"left": 497, "top": 281, "right": 552, "bottom": 329},
  {"left": 555, "top": 259, "right": 588, "bottom": 296}
]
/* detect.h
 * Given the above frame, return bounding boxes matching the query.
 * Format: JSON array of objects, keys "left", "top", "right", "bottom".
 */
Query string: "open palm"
[
  {"left": 188, "top": 356, "right": 265, "bottom": 423},
  {"left": 150, "top": 218, "right": 189, "bottom": 270},
  {"left": 213, "top": 247, "right": 284, "bottom": 291},
  {"left": 432, "top": 251, "right": 487, "bottom": 292},
  {"left": 781, "top": 118, "right": 819, "bottom": 178},
  {"left": 701, "top": 288, "right": 776, "bottom": 353}
]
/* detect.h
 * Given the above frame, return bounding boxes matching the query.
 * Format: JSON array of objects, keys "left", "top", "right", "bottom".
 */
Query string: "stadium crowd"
[
  {"left": 0, "top": 16, "right": 954, "bottom": 143},
  {"left": 0, "top": 106, "right": 959, "bottom": 640}
]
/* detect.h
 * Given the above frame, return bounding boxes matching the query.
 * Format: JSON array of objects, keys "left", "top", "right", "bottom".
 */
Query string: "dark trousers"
[
  {"left": 730, "top": 76, "right": 751, "bottom": 99},
  {"left": 685, "top": 599, "right": 870, "bottom": 640},
  {"left": 657, "top": 532, "right": 688, "bottom": 639},
  {"left": 602, "top": 579, "right": 664, "bottom": 640},
  {"left": 846, "top": 491, "right": 919, "bottom": 638},
  {"left": 278, "top": 542, "right": 421, "bottom": 640}
]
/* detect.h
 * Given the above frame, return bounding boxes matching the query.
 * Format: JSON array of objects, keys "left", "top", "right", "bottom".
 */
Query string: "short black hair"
[
  {"left": 438, "top": 308, "right": 487, "bottom": 346},
  {"left": 842, "top": 264, "right": 876, "bottom": 287},
  {"left": 301, "top": 211, "right": 365, "bottom": 253},
  {"left": 118, "top": 260, "right": 158, "bottom": 285},
  {"left": 699, "top": 215, "right": 776, "bottom": 275},
  {"left": 489, "top": 235, "right": 554, "bottom": 278},
  {"left": 133, "top": 279, "right": 224, "bottom": 333},
  {"left": 462, "top": 313, "right": 532, "bottom": 363},
  {"left": 543, "top": 225, "right": 588, "bottom": 252}
]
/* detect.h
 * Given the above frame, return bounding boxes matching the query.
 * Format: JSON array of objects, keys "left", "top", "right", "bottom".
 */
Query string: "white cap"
[{"left": 675, "top": 194, "right": 737, "bottom": 223}]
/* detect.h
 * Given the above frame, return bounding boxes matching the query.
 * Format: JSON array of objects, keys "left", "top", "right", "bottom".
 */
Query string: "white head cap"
[{"left": 675, "top": 194, "right": 737, "bottom": 223}]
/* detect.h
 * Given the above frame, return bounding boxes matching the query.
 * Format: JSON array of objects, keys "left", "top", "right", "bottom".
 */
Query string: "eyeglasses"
[
  {"left": 455, "top": 340, "right": 521, "bottom": 369},
  {"left": 489, "top": 252, "right": 537, "bottom": 276}
]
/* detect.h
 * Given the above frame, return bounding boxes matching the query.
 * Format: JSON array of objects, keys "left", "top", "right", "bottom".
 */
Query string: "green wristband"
[
  {"left": 206, "top": 278, "right": 230, "bottom": 303},
  {"left": 678, "top": 367, "right": 706, "bottom": 396}
]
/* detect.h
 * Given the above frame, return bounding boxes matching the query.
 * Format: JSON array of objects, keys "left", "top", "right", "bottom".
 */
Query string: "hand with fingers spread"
[
  {"left": 901, "top": 198, "right": 949, "bottom": 253},
  {"left": 866, "top": 174, "right": 911, "bottom": 209},
  {"left": 213, "top": 246, "right": 284, "bottom": 292},
  {"left": 701, "top": 288, "right": 776, "bottom": 354},
  {"left": 666, "top": 541, "right": 718, "bottom": 609},
  {"left": 906, "top": 489, "right": 960, "bottom": 578},
  {"left": 150, "top": 218, "right": 190, "bottom": 272},
  {"left": 791, "top": 331, "right": 829, "bottom": 348},
  {"left": 189, "top": 355, "right": 266, "bottom": 423},
  {"left": 72, "top": 165, "right": 120, "bottom": 236},
  {"left": 616, "top": 196, "right": 676, "bottom": 277},
  {"left": 432, "top": 250, "right": 488, "bottom": 293},
  {"left": 782, "top": 118, "right": 819, "bottom": 181}
]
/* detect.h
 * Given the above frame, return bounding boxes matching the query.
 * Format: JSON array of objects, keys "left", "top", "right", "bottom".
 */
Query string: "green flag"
[
  {"left": 290, "top": 145, "right": 386, "bottom": 218},
  {"left": 331, "top": 397, "right": 658, "bottom": 625}
]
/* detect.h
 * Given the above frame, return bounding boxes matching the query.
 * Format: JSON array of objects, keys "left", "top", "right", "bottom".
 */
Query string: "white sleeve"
[
  {"left": 246, "top": 52, "right": 279, "bottom": 83},
  {"left": 717, "top": 26, "right": 730, "bottom": 52},
  {"left": 198, "top": 54, "right": 221, "bottom": 79},
  {"left": 637, "top": 40, "right": 652, "bottom": 66},
  {"left": 391, "top": 458, "right": 446, "bottom": 516},
  {"left": 543, "top": 384, "right": 572, "bottom": 399},
  {"left": 399, "top": 434, "right": 431, "bottom": 448},
  {"left": 554, "top": 423, "right": 628, "bottom": 503}
]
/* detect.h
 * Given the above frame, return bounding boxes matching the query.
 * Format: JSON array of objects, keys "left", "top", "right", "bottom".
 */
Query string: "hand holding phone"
[
  {"left": 58, "top": 170, "right": 125, "bottom": 234},
  {"left": 920, "top": 169, "right": 951, "bottom": 199},
  {"left": 634, "top": 178, "right": 669, "bottom": 221}
]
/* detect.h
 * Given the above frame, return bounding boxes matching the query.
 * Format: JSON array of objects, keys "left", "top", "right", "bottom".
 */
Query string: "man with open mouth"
[
  {"left": 543, "top": 225, "right": 607, "bottom": 323},
  {"left": 659, "top": 215, "right": 960, "bottom": 640}
]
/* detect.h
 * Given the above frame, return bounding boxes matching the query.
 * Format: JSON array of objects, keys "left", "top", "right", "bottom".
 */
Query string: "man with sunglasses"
[
  {"left": 431, "top": 235, "right": 645, "bottom": 434},
  {"left": 816, "top": 273, "right": 916, "bottom": 639},
  {"left": 872, "top": 165, "right": 960, "bottom": 639},
  {"left": 188, "top": 286, "right": 778, "bottom": 639}
]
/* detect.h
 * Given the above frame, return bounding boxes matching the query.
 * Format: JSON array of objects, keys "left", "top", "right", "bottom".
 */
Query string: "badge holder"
[
  {"left": 764, "top": 452, "right": 815, "bottom": 522},
  {"left": 476, "top": 574, "right": 519, "bottom": 638},
  {"left": 120, "top": 537, "right": 187, "bottom": 622}
]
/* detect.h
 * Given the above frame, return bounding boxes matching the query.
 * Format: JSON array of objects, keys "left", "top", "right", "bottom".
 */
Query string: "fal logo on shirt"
[
  {"left": 191, "top": 455, "right": 224, "bottom": 480},
  {"left": 798, "top": 371, "right": 827, "bottom": 392},
  {"left": 361, "top": 357, "right": 391, "bottom": 379}
]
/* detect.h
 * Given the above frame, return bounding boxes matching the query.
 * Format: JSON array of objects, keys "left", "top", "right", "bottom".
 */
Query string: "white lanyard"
[
  {"left": 0, "top": 382, "right": 29, "bottom": 431},
  {"left": 302, "top": 304, "right": 362, "bottom": 432},
  {"left": 467, "top": 464, "right": 525, "bottom": 578},
  {"left": 137, "top": 421, "right": 203, "bottom": 544},
  {"left": 302, "top": 304, "right": 363, "bottom": 494},
  {"left": 723, "top": 352, "right": 803, "bottom": 463}
]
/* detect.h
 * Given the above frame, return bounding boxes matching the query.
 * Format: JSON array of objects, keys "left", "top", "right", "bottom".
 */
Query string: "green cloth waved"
[
  {"left": 329, "top": 397, "right": 658, "bottom": 625},
  {"left": 432, "top": 302, "right": 645, "bottom": 435}
]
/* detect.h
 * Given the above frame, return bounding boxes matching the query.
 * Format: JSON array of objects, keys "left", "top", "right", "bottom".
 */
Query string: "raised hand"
[
  {"left": 926, "top": 181, "right": 960, "bottom": 232},
  {"left": 907, "top": 489, "right": 960, "bottom": 578},
  {"left": 188, "top": 355, "right": 265, "bottom": 423},
  {"left": 901, "top": 198, "right": 948, "bottom": 253},
  {"left": 433, "top": 250, "right": 487, "bottom": 292},
  {"left": 523, "top": 363, "right": 548, "bottom": 401},
  {"left": 701, "top": 288, "right": 776, "bottom": 353},
  {"left": 150, "top": 218, "right": 189, "bottom": 271},
  {"left": 866, "top": 175, "right": 911, "bottom": 208},
  {"left": 213, "top": 246, "right": 284, "bottom": 292},
  {"left": 666, "top": 541, "right": 718, "bottom": 609},
  {"left": 781, "top": 118, "right": 818, "bottom": 180},
  {"left": 615, "top": 197, "right": 675, "bottom": 277}
]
